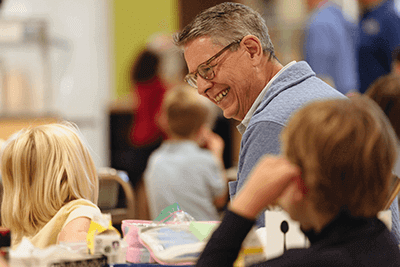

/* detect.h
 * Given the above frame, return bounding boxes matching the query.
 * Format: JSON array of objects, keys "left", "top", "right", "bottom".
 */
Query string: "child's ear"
[
  {"left": 276, "top": 176, "right": 305, "bottom": 209},
  {"left": 292, "top": 175, "right": 308, "bottom": 200}
]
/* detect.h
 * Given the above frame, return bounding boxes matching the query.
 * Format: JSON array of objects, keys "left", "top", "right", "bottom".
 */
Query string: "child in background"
[
  {"left": 1, "top": 123, "right": 102, "bottom": 249},
  {"left": 365, "top": 73, "right": 400, "bottom": 243},
  {"left": 366, "top": 73, "right": 400, "bottom": 148},
  {"left": 197, "top": 96, "right": 400, "bottom": 266},
  {"left": 144, "top": 85, "right": 228, "bottom": 221}
]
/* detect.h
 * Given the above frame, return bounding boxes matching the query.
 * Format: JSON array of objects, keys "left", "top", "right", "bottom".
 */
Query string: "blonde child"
[
  {"left": 197, "top": 96, "right": 400, "bottom": 266},
  {"left": 1, "top": 122, "right": 101, "bottom": 249},
  {"left": 145, "top": 85, "right": 228, "bottom": 221}
]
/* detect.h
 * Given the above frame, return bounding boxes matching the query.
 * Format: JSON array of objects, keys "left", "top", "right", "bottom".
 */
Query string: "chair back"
[{"left": 98, "top": 167, "right": 135, "bottom": 225}]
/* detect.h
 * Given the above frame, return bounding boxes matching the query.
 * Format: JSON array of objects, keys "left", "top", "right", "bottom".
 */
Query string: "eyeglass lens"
[{"left": 185, "top": 39, "right": 241, "bottom": 88}]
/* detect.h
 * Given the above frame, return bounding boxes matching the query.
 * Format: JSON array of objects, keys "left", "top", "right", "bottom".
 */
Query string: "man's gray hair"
[{"left": 173, "top": 2, "right": 275, "bottom": 58}]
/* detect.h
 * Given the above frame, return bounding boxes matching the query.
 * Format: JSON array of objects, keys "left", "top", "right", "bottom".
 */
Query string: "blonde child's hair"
[
  {"left": 0, "top": 122, "right": 98, "bottom": 244},
  {"left": 282, "top": 96, "right": 398, "bottom": 218},
  {"left": 163, "top": 85, "right": 210, "bottom": 138}
]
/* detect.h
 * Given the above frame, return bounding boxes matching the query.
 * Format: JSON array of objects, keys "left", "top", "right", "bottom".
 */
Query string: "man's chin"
[
  {"left": 222, "top": 109, "right": 241, "bottom": 121},
  {"left": 221, "top": 108, "right": 232, "bottom": 119}
]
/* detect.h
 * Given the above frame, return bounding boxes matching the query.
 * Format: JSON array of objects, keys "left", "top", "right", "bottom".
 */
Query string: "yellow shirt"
[{"left": 17, "top": 199, "right": 101, "bottom": 249}]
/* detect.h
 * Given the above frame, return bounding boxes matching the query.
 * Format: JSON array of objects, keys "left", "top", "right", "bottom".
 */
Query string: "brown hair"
[
  {"left": 163, "top": 85, "right": 209, "bottom": 138},
  {"left": 282, "top": 96, "right": 398, "bottom": 217},
  {"left": 130, "top": 49, "right": 160, "bottom": 83},
  {"left": 365, "top": 73, "right": 400, "bottom": 140}
]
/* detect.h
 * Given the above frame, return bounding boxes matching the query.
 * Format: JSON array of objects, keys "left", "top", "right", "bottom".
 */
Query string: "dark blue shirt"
[{"left": 358, "top": 0, "right": 400, "bottom": 93}]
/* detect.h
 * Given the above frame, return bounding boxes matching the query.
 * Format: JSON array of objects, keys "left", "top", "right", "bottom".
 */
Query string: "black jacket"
[{"left": 196, "top": 209, "right": 400, "bottom": 267}]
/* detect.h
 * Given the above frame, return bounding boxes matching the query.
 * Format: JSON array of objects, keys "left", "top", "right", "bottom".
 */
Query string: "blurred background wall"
[
  {"left": 113, "top": 0, "right": 178, "bottom": 98},
  {"left": 0, "top": 0, "right": 358, "bottom": 169},
  {"left": 0, "top": 0, "right": 112, "bottom": 168}
]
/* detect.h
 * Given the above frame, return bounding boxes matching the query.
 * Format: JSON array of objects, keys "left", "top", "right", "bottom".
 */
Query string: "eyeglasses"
[{"left": 184, "top": 39, "right": 241, "bottom": 88}]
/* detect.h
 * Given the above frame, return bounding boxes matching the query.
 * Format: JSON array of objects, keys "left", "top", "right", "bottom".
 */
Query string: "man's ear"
[{"left": 241, "top": 35, "right": 263, "bottom": 64}]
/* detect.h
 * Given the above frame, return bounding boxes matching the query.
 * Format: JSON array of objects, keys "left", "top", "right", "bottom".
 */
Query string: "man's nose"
[{"left": 196, "top": 76, "right": 213, "bottom": 96}]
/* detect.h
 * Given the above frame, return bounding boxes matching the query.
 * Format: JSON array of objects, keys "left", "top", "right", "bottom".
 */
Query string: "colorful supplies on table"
[
  {"left": 138, "top": 221, "right": 219, "bottom": 265},
  {"left": 122, "top": 220, "right": 156, "bottom": 264},
  {"left": 122, "top": 204, "right": 202, "bottom": 265}
]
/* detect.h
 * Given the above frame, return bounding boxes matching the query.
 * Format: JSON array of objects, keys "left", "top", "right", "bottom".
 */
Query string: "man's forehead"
[
  {"left": 183, "top": 37, "right": 217, "bottom": 71},
  {"left": 183, "top": 36, "right": 214, "bottom": 52}
]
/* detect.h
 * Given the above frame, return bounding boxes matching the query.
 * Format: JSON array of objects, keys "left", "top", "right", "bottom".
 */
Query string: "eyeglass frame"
[{"left": 184, "top": 39, "right": 242, "bottom": 88}]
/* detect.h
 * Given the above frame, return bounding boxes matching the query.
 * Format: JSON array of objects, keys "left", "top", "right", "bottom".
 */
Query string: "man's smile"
[{"left": 214, "top": 88, "right": 230, "bottom": 104}]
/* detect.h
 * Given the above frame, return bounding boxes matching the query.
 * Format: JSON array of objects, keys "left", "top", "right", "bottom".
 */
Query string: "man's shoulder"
[
  {"left": 251, "top": 73, "right": 344, "bottom": 126},
  {"left": 270, "top": 64, "right": 344, "bottom": 100}
]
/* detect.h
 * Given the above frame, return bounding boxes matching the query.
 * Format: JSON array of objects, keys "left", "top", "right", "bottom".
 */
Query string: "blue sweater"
[
  {"left": 229, "top": 61, "right": 344, "bottom": 227},
  {"left": 228, "top": 61, "right": 400, "bottom": 243}
]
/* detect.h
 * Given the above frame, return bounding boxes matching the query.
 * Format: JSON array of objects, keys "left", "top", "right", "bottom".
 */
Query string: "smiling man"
[{"left": 174, "top": 2, "right": 345, "bottom": 227}]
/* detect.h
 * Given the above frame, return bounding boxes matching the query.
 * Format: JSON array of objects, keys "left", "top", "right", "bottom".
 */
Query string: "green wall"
[{"left": 113, "top": 0, "right": 179, "bottom": 98}]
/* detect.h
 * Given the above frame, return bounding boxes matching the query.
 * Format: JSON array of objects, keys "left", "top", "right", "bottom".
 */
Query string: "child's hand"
[
  {"left": 230, "top": 156, "right": 301, "bottom": 220},
  {"left": 201, "top": 128, "right": 225, "bottom": 161}
]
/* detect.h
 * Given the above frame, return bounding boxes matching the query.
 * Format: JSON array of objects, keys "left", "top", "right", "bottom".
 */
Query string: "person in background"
[
  {"left": 365, "top": 73, "right": 400, "bottom": 243},
  {"left": 366, "top": 74, "right": 400, "bottom": 150},
  {"left": 173, "top": 2, "right": 344, "bottom": 227},
  {"left": 129, "top": 49, "right": 168, "bottom": 149},
  {"left": 197, "top": 96, "right": 400, "bottom": 267},
  {"left": 304, "top": 0, "right": 359, "bottom": 95},
  {"left": 357, "top": 0, "right": 400, "bottom": 93},
  {"left": 0, "top": 123, "right": 102, "bottom": 249},
  {"left": 144, "top": 85, "right": 228, "bottom": 221},
  {"left": 112, "top": 48, "right": 168, "bottom": 189}
]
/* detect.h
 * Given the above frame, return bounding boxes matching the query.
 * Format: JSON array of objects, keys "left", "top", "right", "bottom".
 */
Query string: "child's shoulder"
[
  {"left": 150, "top": 141, "right": 216, "bottom": 163},
  {"left": 61, "top": 199, "right": 101, "bottom": 216}
]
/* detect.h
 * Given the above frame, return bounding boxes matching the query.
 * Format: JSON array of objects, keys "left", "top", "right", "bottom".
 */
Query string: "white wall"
[{"left": 0, "top": 0, "right": 112, "bottom": 167}]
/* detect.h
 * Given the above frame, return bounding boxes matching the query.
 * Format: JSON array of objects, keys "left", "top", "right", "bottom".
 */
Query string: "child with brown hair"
[
  {"left": 365, "top": 73, "right": 400, "bottom": 139},
  {"left": 197, "top": 96, "right": 400, "bottom": 266},
  {"left": 144, "top": 85, "right": 228, "bottom": 221},
  {"left": 365, "top": 73, "right": 400, "bottom": 243}
]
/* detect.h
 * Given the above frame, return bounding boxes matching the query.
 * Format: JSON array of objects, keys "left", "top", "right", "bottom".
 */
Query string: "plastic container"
[{"left": 121, "top": 220, "right": 156, "bottom": 263}]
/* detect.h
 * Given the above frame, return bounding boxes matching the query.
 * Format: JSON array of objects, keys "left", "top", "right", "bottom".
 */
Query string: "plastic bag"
[
  {"left": 138, "top": 221, "right": 219, "bottom": 265},
  {"left": 121, "top": 204, "right": 195, "bottom": 264},
  {"left": 136, "top": 204, "right": 218, "bottom": 265}
]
